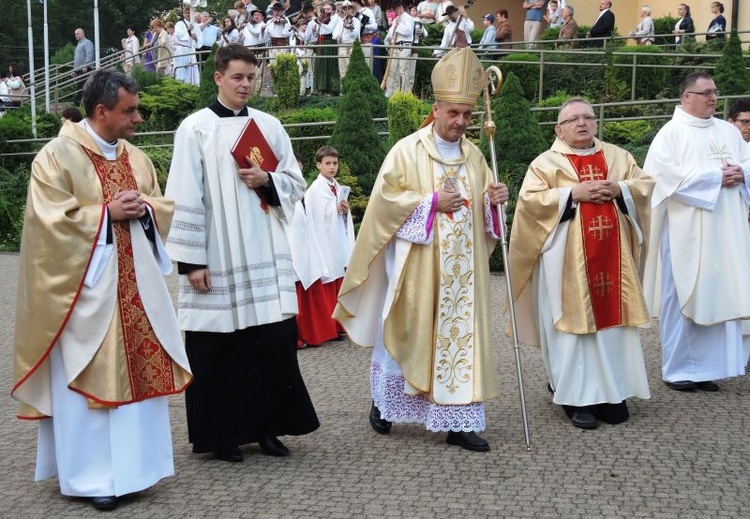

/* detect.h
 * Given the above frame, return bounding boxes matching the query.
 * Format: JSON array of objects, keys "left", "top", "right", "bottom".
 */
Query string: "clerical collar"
[
  {"left": 80, "top": 119, "right": 118, "bottom": 160},
  {"left": 433, "top": 129, "right": 462, "bottom": 160},
  {"left": 673, "top": 105, "right": 716, "bottom": 128},
  {"left": 210, "top": 99, "right": 249, "bottom": 118}
]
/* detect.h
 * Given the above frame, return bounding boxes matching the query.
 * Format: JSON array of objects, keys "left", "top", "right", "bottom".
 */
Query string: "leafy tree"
[{"left": 713, "top": 30, "right": 750, "bottom": 96}]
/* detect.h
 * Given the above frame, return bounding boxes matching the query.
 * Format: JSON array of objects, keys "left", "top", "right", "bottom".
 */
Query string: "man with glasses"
[
  {"left": 644, "top": 72, "right": 750, "bottom": 393},
  {"left": 509, "top": 98, "right": 654, "bottom": 430},
  {"left": 727, "top": 98, "right": 750, "bottom": 146}
]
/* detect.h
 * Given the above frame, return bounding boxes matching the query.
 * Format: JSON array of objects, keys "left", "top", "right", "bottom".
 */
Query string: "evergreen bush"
[
  {"left": 336, "top": 161, "right": 368, "bottom": 227},
  {"left": 270, "top": 53, "right": 301, "bottom": 111},
  {"left": 341, "top": 41, "right": 387, "bottom": 119},
  {"left": 387, "top": 92, "right": 422, "bottom": 146},
  {"left": 412, "top": 48, "right": 435, "bottom": 99},
  {"left": 653, "top": 16, "right": 679, "bottom": 46},
  {"left": 714, "top": 30, "right": 750, "bottom": 96},
  {"left": 602, "top": 120, "right": 655, "bottom": 146},
  {"left": 0, "top": 162, "right": 28, "bottom": 251},
  {"left": 329, "top": 79, "right": 387, "bottom": 194},
  {"left": 197, "top": 45, "right": 218, "bottom": 109},
  {"left": 540, "top": 50, "right": 605, "bottom": 99},
  {"left": 130, "top": 64, "right": 160, "bottom": 90}
]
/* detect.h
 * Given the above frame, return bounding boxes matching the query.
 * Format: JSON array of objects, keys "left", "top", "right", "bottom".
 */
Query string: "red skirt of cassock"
[{"left": 296, "top": 278, "right": 344, "bottom": 347}]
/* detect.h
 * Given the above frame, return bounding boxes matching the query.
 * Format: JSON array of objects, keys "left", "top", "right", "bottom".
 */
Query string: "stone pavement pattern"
[{"left": 0, "top": 252, "right": 748, "bottom": 518}]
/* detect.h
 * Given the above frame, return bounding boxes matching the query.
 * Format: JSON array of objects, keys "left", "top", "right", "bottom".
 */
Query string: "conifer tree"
[
  {"left": 341, "top": 40, "right": 388, "bottom": 119},
  {"left": 713, "top": 30, "right": 750, "bottom": 96},
  {"left": 197, "top": 44, "right": 218, "bottom": 108}
]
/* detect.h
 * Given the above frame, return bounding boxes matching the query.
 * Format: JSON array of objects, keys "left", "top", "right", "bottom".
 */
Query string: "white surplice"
[{"left": 644, "top": 106, "right": 750, "bottom": 382}]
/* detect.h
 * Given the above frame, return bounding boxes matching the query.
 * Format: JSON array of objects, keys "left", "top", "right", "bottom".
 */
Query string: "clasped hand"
[
  {"left": 108, "top": 189, "right": 146, "bottom": 221},
  {"left": 721, "top": 164, "right": 744, "bottom": 188},
  {"left": 572, "top": 180, "right": 620, "bottom": 204}
]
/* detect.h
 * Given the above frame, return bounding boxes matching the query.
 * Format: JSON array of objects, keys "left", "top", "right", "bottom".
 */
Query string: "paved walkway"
[{"left": 0, "top": 252, "right": 748, "bottom": 518}]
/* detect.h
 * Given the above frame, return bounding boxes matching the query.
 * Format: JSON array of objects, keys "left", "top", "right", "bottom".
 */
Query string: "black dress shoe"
[
  {"left": 596, "top": 400, "right": 629, "bottom": 425},
  {"left": 214, "top": 446, "right": 244, "bottom": 462},
  {"left": 369, "top": 402, "right": 392, "bottom": 435},
  {"left": 259, "top": 436, "right": 290, "bottom": 457},
  {"left": 91, "top": 496, "right": 117, "bottom": 511},
  {"left": 695, "top": 380, "right": 720, "bottom": 392},
  {"left": 446, "top": 431, "right": 490, "bottom": 452},
  {"left": 563, "top": 405, "right": 599, "bottom": 429},
  {"left": 665, "top": 380, "right": 697, "bottom": 391}
]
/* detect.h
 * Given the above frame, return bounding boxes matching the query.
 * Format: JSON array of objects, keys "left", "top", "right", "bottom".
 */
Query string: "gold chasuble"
[
  {"left": 509, "top": 138, "right": 654, "bottom": 344},
  {"left": 334, "top": 124, "right": 498, "bottom": 404},
  {"left": 12, "top": 123, "right": 191, "bottom": 419}
]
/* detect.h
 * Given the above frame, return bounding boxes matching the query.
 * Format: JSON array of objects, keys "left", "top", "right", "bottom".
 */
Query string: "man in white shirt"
[
  {"left": 433, "top": 5, "right": 473, "bottom": 57},
  {"left": 383, "top": 0, "right": 414, "bottom": 97}
]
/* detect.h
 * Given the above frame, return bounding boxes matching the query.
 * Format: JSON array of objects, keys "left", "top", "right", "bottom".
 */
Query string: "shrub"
[
  {"left": 653, "top": 16, "right": 679, "bottom": 46},
  {"left": 130, "top": 64, "right": 160, "bottom": 90},
  {"left": 387, "top": 92, "right": 422, "bottom": 146},
  {"left": 540, "top": 50, "right": 606, "bottom": 100},
  {"left": 137, "top": 78, "right": 200, "bottom": 130},
  {"left": 602, "top": 120, "right": 655, "bottom": 146},
  {"left": 336, "top": 161, "right": 368, "bottom": 227},
  {"left": 714, "top": 30, "right": 750, "bottom": 96},
  {"left": 281, "top": 107, "right": 338, "bottom": 175},
  {"left": 613, "top": 45, "right": 670, "bottom": 99},
  {"left": 0, "top": 163, "right": 28, "bottom": 251},
  {"left": 412, "top": 48, "right": 435, "bottom": 99},
  {"left": 270, "top": 53, "right": 301, "bottom": 112}
]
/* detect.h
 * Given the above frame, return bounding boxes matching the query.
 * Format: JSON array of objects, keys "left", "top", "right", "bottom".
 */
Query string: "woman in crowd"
[
  {"left": 219, "top": 16, "right": 240, "bottom": 46},
  {"left": 630, "top": 4, "right": 655, "bottom": 45},
  {"left": 673, "top": 3, "right": 694, "bottom": 45},
  {"left": 7, "top": 63, "right": 26, "bottom": 107},
  {"left": 705, "top": 1, "right": 726, "bottom": 42},
  {"left": 122, "top": 25, "right": 141, "bottom": 75}
]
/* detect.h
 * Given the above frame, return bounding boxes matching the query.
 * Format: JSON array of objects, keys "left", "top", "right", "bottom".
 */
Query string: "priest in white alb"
[
  {"left": 509, "top": 98, "right": 653, "bottom": 430},
  {"left": 643, "top": 71, "right": 750, "bottom": 392},
  {"left": 334, "top": 47, "right": 509, "bottom": 452}
]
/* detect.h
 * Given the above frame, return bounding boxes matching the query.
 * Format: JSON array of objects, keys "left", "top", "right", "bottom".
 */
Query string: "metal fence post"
[
  {"left": 631, "top": 54, "right": 637, "bottom": 101},
  {"left": 538, "top": 50, "right": 545, "bottom": 102}
]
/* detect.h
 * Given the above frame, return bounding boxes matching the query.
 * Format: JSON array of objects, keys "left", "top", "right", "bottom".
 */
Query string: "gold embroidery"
[{"left": 587, "top": 215, "right": 614, "bottom": 241}]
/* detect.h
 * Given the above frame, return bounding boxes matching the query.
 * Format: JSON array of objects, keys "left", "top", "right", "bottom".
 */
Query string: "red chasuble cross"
[{"left": 566, "top": 151, "right": 623, "bottom": 330}]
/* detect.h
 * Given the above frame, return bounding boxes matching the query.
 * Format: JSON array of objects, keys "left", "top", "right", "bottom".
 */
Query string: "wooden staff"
[{"left": 482, "top": 65, "right": 532, "bottom": 451}]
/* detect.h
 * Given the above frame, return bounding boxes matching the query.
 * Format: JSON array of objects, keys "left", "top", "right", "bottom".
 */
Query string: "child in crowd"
[{"left": 295, "top": 145, "right": 354, "bottom": 348}]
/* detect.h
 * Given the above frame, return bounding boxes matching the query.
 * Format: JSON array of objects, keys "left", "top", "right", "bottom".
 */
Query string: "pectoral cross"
[
  {"left": 579, "top": 164, "right": 604, "bottom": 182},
  {"left": 592, "top": 272, "right": 614, "bottom": 298},
  {"left": 587, "top": 215, "right": 613, "bottom": 241}
]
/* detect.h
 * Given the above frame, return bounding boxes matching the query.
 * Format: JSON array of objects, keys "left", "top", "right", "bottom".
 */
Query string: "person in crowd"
[
  {"left": 198, "top": 11, "right": 221, "bottom": 62},
  {"left": 383, "top": 0, "right": 415, "bottom": 96},
  {"left": 309, "top": 2, "right": 341, "bottom": 95},
  {"left": 122, "top": 25, "right": 141, "bottom": 75},
  {"left": 333, "top": 0, "right": 361, "bottom": 79},
  {"left": 433, "top": 5, "right": 473, "bottom": 57},
  {"left": 509, "top": 98, "right": 654, "bottom": 430},
  {"left": 587, "top": 0, "right": 615, "bottom": 47},
  {"left": 12, "top": 68, "right": 191, "bottom": 512},
  {"left": 295, "top": 145, "right": 353, "bottom": 348},
  {"left": 72, "top": 28, "right": 94, "bottom": 106},
  {"left": 478, "top": 13, "right": 498, "bottom": 52},
  {"left": 558, "top": 5, "right": 579, "bottom": 47},
  {"left": 523, "top": 0, "right": 545, "bottom": 48},
  {"left": 727, "top": 98, "right": 750, "bottom": 146},
  {"left": 672, "top": 3, "right": 694, "bottom": 45},
  {"left": 219, "top": 16, "right": 240, "bottom": 46},
  {"left": 165, "top": 44, "right": 319, "bottom": 463},
  {"left": 544, "top": 0, "right": 563, "bottom": 29},
  {"left": 643, "top": 71, "right": 750, "bottom": 393},
  {"left": 351, "top": 0, "right": 379, "bottom": 72},
  {"left": 334, "top": 48, "right": 509, "bottom": 453},
  {"left": 142, "top": 26, "right": 156, "bottom": 72},
  {"left": 0, "top": 71, "right": 12, "bottom": 110},
  {"left": 174, "top": 7, "right": 203, "bottom": 85},
  {"left": 629, "top": 4, "right": 655, "bottom": 45},
  {"left": 7, "top": 62, "right": 26, "bottom": 107},
  {"left": 495, "top": 9, "right": 513, "bottom": 48},
  {"left": 705, "top": 1, "right": 726, "bottom": 42}
]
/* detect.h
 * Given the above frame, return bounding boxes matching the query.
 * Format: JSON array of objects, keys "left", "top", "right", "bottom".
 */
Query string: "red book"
[{"left": 230, "top": 118, "right": 279, "bottom": 172}]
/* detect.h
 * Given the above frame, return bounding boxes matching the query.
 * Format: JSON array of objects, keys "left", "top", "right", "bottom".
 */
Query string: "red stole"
[
  {"left": 83, "top": 147, "right": 177, "bottom": 400},
  {"left": 566, "top": 151, "right": 622, "bottom": 330}
]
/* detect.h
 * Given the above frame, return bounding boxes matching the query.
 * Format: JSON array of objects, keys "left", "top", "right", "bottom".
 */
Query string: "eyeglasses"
[
  {"left": 558, "top": 114, "right": 597, "bottom": 125},
  {"left": 685, "top": 89, "right": 720, "bottom": 98},
  {"left": 732, "top": 119, "right": 750, "bottom": 127}
]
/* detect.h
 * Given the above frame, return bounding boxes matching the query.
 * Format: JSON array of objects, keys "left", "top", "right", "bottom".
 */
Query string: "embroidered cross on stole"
[
  {"left": 566, "top": 151, "right": 622, "bottom": 330},
  {"left": 83, "top": 147, "right": 178, "bottom": 400}
]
